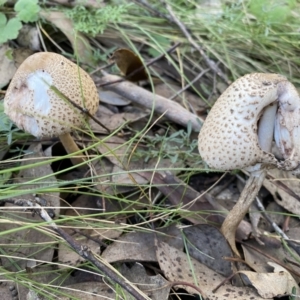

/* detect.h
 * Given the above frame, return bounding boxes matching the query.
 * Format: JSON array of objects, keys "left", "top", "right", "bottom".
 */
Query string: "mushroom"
[
  {"left": 198, "top": 73, "right": 300, "bottom": 255},
  {"left": 4, "top": 52, "right": 99, "bottom": 168}
]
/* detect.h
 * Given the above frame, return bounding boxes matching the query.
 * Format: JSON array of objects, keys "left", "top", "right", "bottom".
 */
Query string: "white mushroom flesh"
[{"left": 275, "top": 81, "right": 300, "bottom": 172}]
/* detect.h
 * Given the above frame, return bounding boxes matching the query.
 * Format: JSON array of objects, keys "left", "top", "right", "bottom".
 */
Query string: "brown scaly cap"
[
  {"left": 4, "top": 52, "right": 99, "bottom": 138},
  {"left": 198, "top": 73, "right": 289, "bottom": 171}
]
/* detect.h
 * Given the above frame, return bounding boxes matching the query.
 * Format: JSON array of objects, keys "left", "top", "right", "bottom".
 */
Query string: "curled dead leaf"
[
  {"left": 155, "top": 241, "right": 268, "bottom": 299},
  {"left": 111, "top": 48, "right": 148, "bottom": 82},
  {"left": 240, "top": 262, "right": 300, "bottom": 298},
  {"left": 39, "top": 10, "right": 93, "bottom": 65}
]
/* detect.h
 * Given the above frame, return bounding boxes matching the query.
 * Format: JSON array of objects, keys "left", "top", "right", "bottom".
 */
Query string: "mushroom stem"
[
  {"left": 221, "top": 103, "right": 278, "bottom": 256},
  {"left": 221, "top": 170, "right": 266, "bottom": 256},
  {"left": 59, "top": 133, "right": 86, "bottom": 169}
]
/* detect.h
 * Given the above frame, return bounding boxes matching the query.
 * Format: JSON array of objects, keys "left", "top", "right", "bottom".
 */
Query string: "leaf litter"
[{"left": 0, "top": 1, "right": 300, "bottom": 299}]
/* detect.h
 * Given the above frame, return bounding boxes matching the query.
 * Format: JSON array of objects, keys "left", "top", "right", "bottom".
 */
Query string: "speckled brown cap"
[
  {"left": 4, "top": 52, "right": 99, "bottom": 138},
  {"left": 198, "top": 73, "right": 293, "bottom": 171}
]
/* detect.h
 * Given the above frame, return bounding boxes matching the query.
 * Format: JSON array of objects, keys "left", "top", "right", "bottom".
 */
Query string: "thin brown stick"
[
  {"left": 255, "top": 197, "right": 300, "bottom": 251},
  {"left": 134, "top": 0, "right": 172, "bottom": 21},
  {"left": 30, "top": 198, "right": 150, "bottom": 300},
  {"left": 170, "top": 281, "right": 204, "bottom": 296},
  {"left": 265, "top": 172, "right": 300, "bottom": 202},
  {"left": 50, "top": 85, "right": 111, "bottom": 133},
  {"left": 169, "top": 68, "right": 210, "bottom": 101},
  {"left": 254, "top": 197, "right": 289, "bottom": 239},
  {"left": 238, "top": 240, "right": 300, "bottom": 278},
  {"left": 211, "top": 273, "right": 236, "bottom": 293}
]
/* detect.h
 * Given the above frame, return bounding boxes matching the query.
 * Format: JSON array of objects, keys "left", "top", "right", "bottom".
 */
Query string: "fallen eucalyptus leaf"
[
  {"left": 240, "top": 262, "right": 300, "bottom": 298},
  {"left": 156, "top": 241, "right": 267, "bottom": 299}
]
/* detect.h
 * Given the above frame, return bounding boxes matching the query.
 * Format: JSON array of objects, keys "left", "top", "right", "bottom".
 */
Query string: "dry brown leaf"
[
  {"left": 15, "top": 265, "right": 61, "bottom": 299},
  {"left": 260, "top": 201, "right": 286, "bottom": 232},
  {"left": 93, "top": 157, "right": 114, "bottom": 194},
  {"left": 0, "top": 143, "right": 59, "bottom": 271},
  {"left": 183, "top": 224, "right": 233, "bottom": 276},
  {"left": 99, "top": 90, "right": 131, "bottom": 106},
  {"left": 242, "top": 240, "right": 300, "bottom": 283},
  {"left": 264, "top": 168, "right": 300, "bottom": 214},
  {"left": 240, "top": 262, "right": 300, "bottom": 298},
  {"left": 242, "top": 243, "right": 275, "bottom": 274},
  {"left": 95, "top": 135, "right": 149, "bottom": 193},
  {"left": 17, "top": 143, "right": 60, "bottom": 215},
  {"left": 139, "top": 171, "right": 228, "bottom": 225},
  {"left": 287, "top": 227, "right": 300, "bottom": 241},
  {"left": 58, "top": 195, "right": 123, "bottom": 267},
  {"left": 145, "top": 157, "right": 187, "bottom": 175},
  {"left": 58, "top": 235, "right": 100, "bottom": 268},
  {"left": 156, "top": 241, "right": 268, "bottom": 299},
  {"left": 95, "top": 135, "right": 130, "bottom": 167},
  {"left": 154, "top": 82, "right": 207, "bottom": 113},
  {"left": 17, "top": 25, "right": 40, "bottom": 51},
  {"left": 120, "top": 263, "right": 170, "bottom": 300},
  {"left": 0, "top": 282, "right": 19, "bottom": 300},
  {"left": 111, "top": 48, "right": 148, "bottom": 82},
  {"left": 60, "top": 263, "right": 169, "bottom": 300},
  {"left": 66, "top": 194, "right": 124, "bottom": 240},
  {"left": 110, "top": 164, "right": 148, "bottom": 193},
  {"left": 102, "top": 224, "right": 183, "bottom": 263},
  {"left": 39, "top": 10, "right": 93, "bottom": 65},
  {"left": 90, "top": 105, "right": 149, "bottom": 134},
  {"left": 60, "top": 282, "right": 115, "bottom": 300}
]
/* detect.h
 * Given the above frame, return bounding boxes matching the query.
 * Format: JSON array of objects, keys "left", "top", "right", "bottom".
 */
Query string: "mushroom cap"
[
  {"left": 198, "top": 73, "right": 290, "bottom": 171},
  {"left": 4, "top": 52, "right": 99, "bottom": 138}
]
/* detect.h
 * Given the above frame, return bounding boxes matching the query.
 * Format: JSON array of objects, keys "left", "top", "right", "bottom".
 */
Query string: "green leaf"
[
  {"left": 0, "top": 13, "right": 22, "bottom": 44},
  {"left": 249, "top": 0, "right": 296, "bottom": 24},
  {"left": 14, "top": 0, "right": 40, "bottom": 23},
  {"left": 0, "top": 13, "right": 6, "bottom": 27}
]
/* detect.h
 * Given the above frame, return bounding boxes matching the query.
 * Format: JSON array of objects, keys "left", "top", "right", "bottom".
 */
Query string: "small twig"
[
  {"left": 134, "top": 0, "right": 172, "bottom": 21},
  {"left": 237, "top": 240, "right": 300, "bottom": 277},
  {"left": 170, "top": 281, "right": 204, "bottom": 296},
  {"left": 4, "top": 198, "right": 56, "bottom": 218},
  {"left": 98, "top": 73, "right": 203, "bottom": 132},
  {"left": 29, "top": 197, "right": 150, "bottom": 300},
  {"left": 255, "top": 197, "right": 289, "bottom": 239},
  {"left": 73, "top": 228, "right": 107, "bottom": 248},
  {"left": 50, "top": 85, "right": 111, "bottom": 133},
  {"left": 285, "top": 258, "right": 300, "bottom": 269},
  {"left": 265, "top": 172, "right": 300, "bottom": 202},
  {"left": 255, "top": 177, "right": 300, "bottom": 257},
  {"left": 211, "top": 273, "right": 236, "bottom": 293},
  {"left": 162, "top": 2, "right": 229, "bottom": 85},
  {"left": 169, "top": 68, "right": 210, "bottom": 101},
  {"left": 89, "top": 62, "right": 115, "bottom": 76}
]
